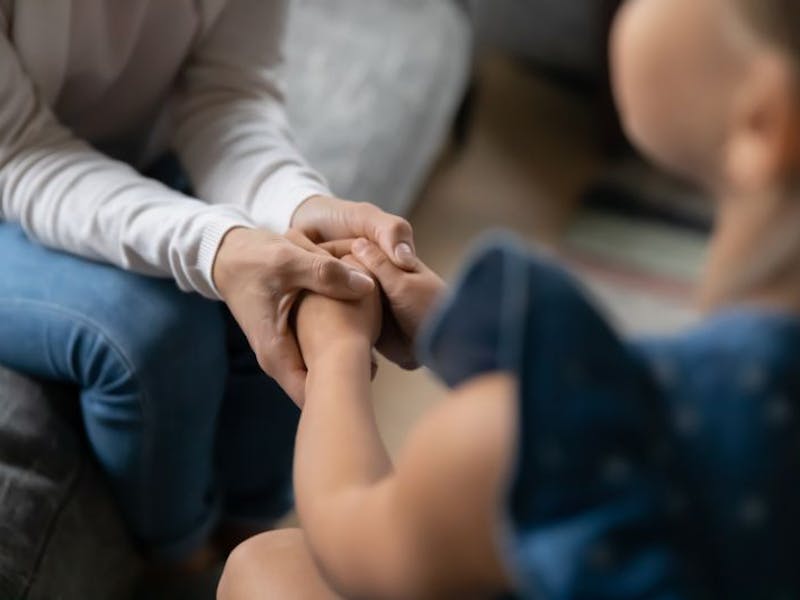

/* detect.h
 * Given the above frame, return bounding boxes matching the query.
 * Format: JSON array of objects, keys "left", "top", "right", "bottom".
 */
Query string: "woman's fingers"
[
  {"left": 344, "top": 203, "right": 417, "bottom": 270},
  {"left": 285, "top": 228, "right": 336, "bottom": 256},
  {"left": 288, "top": 248, "right": 375, "bottom": 298},
  {"left": 351, "top": 238, "right": 410, "bottom": 291},
  {"left": 282, "top": 229, "right": 375, "bottom": 298},
  {"left": 291, "top": 196, "right": 418, "bottom": 271}
]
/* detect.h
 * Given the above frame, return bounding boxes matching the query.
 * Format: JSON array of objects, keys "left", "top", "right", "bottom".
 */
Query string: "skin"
[
  {"left": 612, "top": 0, "right": 800, "bottom": 309},
  {"left": 219, "top": 0, "right": 800, "bottom": 597},
  {"left": 218, "top": 248, "right": 515, "bottom": 599},
  {"left": 213, "top": 194, "right": 418, "bottom": 405}
]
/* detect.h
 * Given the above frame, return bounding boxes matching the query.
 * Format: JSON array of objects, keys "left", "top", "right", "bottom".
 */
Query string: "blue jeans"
[{"left": 0, "top": 223, "right": 299, "bottom": 559}]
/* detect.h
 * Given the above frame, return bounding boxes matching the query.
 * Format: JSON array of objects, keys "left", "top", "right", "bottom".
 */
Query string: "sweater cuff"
[
  {"left": 260, "top": 182, "right": 332, "bottom": 234},
  {"left": 197, "top": 215, "right": 255, "bottom": 300}
]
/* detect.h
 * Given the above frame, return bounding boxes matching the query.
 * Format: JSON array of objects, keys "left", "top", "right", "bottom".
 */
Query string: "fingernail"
[
  {"left": 352, "top": 238, "right": 369, "bottom": 254},
  {"left": 395, "top": 242, "right": 415, "bottom": 265},
  {"left": 348, "top": 270, "right": 374, "bottom": 294}
]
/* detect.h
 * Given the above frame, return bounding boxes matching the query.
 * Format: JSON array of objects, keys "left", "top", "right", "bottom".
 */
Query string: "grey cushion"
[
  {"left": 0, "top": 2, "right": 471, "bottom": 598},
  {"left": 287, "top": 0, "right": 472, "bottom": 216},
  {"left": 470, "top": 0, "right": 611, "bottom": 83},
  {"left": 0, "top": 368, "right": 142, "bottom": 600}
]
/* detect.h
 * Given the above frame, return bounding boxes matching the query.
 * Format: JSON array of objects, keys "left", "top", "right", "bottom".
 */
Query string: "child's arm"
[{"left": 294, "top": 277, "right": 515, "bottom": 599}]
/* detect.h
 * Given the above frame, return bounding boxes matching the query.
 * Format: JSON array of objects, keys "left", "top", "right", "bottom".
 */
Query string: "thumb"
[
  {"left": 345, "top": 204, "right": 417, "bottom": 270},
  {"left": 351, "top": 238, "right": 407, "bottom": 293},
  {"left": 291, "top": 251, "right": 375, "bottom": 299}
]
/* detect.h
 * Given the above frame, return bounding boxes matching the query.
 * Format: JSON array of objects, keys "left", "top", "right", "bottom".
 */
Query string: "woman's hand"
[
  {"left": 213, "top": 227, "right": 376, "bottom": 405},
  {"left": 351, "top": 238, "right": 446, "bottom": 369},
  {"left": 213, "top": 195, "right": 418, "bottom": 404},
  {"left": 291, "top": 196, "right": 417, "bottom": 270}
]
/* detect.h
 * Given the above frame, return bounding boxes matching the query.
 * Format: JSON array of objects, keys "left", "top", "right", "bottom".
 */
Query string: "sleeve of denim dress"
[{"left": 417, "top": 236, "right": 692, "bottom": 600}]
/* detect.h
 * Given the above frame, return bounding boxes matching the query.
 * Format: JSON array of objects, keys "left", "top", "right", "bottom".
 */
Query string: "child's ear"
[{"left": 723, "top": 52, "right": 800, "bottom": 194}]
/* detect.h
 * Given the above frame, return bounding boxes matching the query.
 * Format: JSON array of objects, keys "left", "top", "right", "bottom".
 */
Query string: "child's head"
[{"left": 611, "top": 0, "right": 800, "bottom": 197}]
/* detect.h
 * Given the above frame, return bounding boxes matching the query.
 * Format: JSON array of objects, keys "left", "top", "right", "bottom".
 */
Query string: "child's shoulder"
[
  {"left": 419, "top": 234, "right": 633, "bottom": 388},
  {"left": 421, "top": 233, "right": 800, "bottom": 402}
]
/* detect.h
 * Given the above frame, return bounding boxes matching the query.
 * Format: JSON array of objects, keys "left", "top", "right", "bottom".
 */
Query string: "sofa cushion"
[
  {"left": 0, "top": 367, "right": 142, "bottom": 600},
  {"left": 286, "top": 0, "right": 472, "bottom": 216}
]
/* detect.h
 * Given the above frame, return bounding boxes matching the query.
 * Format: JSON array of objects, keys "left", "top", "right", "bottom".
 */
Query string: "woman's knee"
[
  {"left": 81, "top": 273, "right": 229, "bottom": 415},
  {"left": 0, "top": 224, "right": 229, "bottom": 409},
  {"left": 76, "top": 278, "right": 230, "bottom": 548}
]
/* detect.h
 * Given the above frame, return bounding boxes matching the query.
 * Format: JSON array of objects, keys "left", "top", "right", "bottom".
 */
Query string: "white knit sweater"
[{"left": 0, "top": 0, "right": 331, "bottom": 298}]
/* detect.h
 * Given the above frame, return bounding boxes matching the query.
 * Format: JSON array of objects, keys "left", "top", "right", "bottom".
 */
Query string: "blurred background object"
[
  {"left": 470, "top": 0, "right": 611, "bottom": 87},
  {"left": 287, "top": 0, "right": 472, "bottom": 216}
]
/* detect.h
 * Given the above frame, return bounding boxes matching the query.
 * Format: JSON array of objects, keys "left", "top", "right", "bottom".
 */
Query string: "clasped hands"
[
  {"left": 213, "top": 195, "right": 443, "bottom": 405},
  {"left": 295, "top": 237, "right": 444, "bottom": 400}
]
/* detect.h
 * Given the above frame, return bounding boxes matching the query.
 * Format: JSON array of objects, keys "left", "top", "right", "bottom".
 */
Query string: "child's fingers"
[
  {"left": 340, "top": 253, "right": 371, "bottom": 275},
  {"left": 318, "top": 238, "right": 357, "bottom": 259},
  {"left": 285, "top": 228, "right": 336, "bottom": 257}
]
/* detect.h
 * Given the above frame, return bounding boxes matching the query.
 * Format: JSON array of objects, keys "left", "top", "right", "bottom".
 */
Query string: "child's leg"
[
  {"left": 218, "top": 529, "right": 339, "bottom": 600},
  {"left": 0, "top": 223, "right": 228, "bottom": 560}
]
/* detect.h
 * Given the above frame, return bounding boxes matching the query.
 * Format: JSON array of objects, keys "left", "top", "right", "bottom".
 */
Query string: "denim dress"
[{"left": 418, "top": 237, "right": 800, "bottom": 600}]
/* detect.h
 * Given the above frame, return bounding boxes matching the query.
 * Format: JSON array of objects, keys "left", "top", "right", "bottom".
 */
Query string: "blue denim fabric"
[
  {"left": 0, "top": 223, "right": 299, "bottom": 559},
  {"left": 419, "top": 236, "right": 800, "bottom": 599}
]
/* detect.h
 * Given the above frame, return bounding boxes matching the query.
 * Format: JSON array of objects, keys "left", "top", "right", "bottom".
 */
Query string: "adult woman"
[{"left": 0, "top": 0, "right": 414, "bottom": 564}]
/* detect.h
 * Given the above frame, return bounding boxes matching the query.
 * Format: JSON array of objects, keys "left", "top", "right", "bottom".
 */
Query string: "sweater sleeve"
[
  {"left": 172, "top": 0, "right": 332, "bottom": 234},
  {"left": 0, "top": 29, "right": 254, "bottom": 300}
]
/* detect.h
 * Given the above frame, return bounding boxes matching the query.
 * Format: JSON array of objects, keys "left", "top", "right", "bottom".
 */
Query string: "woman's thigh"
[
  {"left": 0, "top": 223, "right": 230, "bottom": 555},
  {"left": 0, "top": 224, "right": 226, "bottom": 380}
]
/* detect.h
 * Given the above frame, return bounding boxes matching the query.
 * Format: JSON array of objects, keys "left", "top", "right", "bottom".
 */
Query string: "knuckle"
[
  {"left": 395, "top": 217, "right": 413, "bottom": 234},
  {"left": 358, "top": 201, "right": 379, "bottom": 213},
  {"left": 255, "top": 341, "right": 277, "bottom": 375},
  {"left": 284, "top": 228, "right": 302, "bottom": 244},
  {"left": 385, "top": 216, "right": 413, "bottom": 242},
  {"left": 357, "top": 202, "right": 381, "bottom": 220},
  {"left": 313, "top": 257, "right": 339, "bottom": 287},
  {"left": 270, "top": 243, "right": 295, "bottom": 268},
  {"left": 393, "top": 277, "right": 412, "bottom": 298},
  {"left": 368, "top": 246, "right": 390, "bottom": 268}
]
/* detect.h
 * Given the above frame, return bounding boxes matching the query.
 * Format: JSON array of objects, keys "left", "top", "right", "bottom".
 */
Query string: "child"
[{"left": 219, "top": 0, "right": 800, "bottom": 597}]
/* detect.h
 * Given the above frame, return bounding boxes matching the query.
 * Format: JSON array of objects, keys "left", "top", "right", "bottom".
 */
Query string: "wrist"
[
  {"left": 212, "top": 226, "right": 253, "bottom": 300},
  {"left": 290, "top": 194, "right": 335, "bottom": 233},
  {"left": 304, "top": 335, "right": 372, "bottom": 369}
]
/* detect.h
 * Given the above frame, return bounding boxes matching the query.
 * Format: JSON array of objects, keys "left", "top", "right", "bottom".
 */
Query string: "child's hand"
[
  {"left": 351, "top": 238, "right": 446, "bottom": 369},
  {"left": 295, "top": 255, "right": 382, "bottom": 365}
]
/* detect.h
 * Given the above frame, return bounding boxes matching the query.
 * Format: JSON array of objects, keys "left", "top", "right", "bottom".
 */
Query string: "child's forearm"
[
  {"left": 294, "top": 337, "right": 392, "bottom": 504},
  {"left": 293, "top": 337, "right": 399, "bottom": 594}
]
